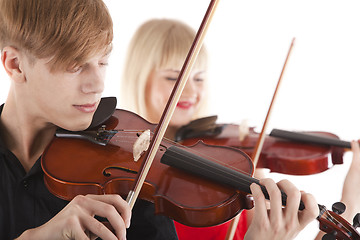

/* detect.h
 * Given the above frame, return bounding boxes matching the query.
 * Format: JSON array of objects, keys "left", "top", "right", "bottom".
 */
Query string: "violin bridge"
[
  {"left": 133, "top": 129, "right": 150, "bottom": 162},
  {"left": 238, "top": 119, "right": 249, "bottom": 141}
]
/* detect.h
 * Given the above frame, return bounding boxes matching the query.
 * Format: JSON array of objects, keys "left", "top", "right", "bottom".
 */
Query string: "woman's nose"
[{"left": 182, "top": 78, "right": 197, "bottom": 97}]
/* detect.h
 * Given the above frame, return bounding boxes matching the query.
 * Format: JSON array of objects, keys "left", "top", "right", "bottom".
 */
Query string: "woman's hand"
[
  {"left": 340, "top": 140, "right": 360, "bottom": 221},
  {"left": 315, "top": 140, "right": 360, "bottom": 240},
  {"left": 244, "top": 178, "right": 318, "bottom": 240},
  {"left": 17, "top": 194, "right": 131, "bottom": 240}
]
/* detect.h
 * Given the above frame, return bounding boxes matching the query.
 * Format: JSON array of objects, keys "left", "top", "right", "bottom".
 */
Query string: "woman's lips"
[
  {"left": 177, "top": 101, "right": 194, "bottom": 109},
  {"left": 73, "top": 103, "right": 98, "bottom": 113}
]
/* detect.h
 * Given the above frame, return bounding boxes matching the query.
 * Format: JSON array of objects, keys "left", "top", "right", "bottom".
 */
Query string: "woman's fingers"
[
  {"left": 350, "top": 140, "right": 360, "bottom": 168},
  {"left": 339, "top": 140, "right": 360, "bottom": 222}
]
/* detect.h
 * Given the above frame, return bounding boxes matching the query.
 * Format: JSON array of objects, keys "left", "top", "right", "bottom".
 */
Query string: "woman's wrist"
[{"left": 339, "top": 197, "right": 357, "bottom": 222}]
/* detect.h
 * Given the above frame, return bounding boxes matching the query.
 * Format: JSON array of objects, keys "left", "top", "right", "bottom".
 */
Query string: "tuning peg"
[
  {"left": 322, "top": 233, "right": 337, "bottom": 240},
  {"left": 332, "top": 202, "right": 346, "bottom": 215},
  {"left": 353, "top": 213, "right": 360, "bottom": 228}
]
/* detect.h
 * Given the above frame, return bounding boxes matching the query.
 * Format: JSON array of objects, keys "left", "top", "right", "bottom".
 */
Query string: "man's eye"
[
  {"left": 67, "top": 66, "right": 82, "bottom": 73},
  {"left": 166, "top": 77, "right": 178, "bottom": 81}
]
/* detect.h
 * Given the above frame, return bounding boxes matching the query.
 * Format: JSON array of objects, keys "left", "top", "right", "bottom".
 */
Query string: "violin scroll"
[
  {"left": 353, "top": 214, "right": 360, "bottom": 229},
  {"left": 318, "top": 203, "right": 360, "bottom": 240}
]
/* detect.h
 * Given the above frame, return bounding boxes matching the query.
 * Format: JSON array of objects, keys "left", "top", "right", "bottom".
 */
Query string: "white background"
[{"left": 1, "top": 1, "right": 360, "bottom": 239}]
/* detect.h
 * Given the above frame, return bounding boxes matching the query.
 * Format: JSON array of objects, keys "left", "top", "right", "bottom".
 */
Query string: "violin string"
[{"left": 108, "top": 129, "right": 254, "bottom": 177}]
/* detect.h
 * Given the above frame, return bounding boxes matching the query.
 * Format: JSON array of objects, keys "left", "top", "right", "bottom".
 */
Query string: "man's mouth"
[{"left": 73, "top": 102, "right": 98, "bottom": 113}]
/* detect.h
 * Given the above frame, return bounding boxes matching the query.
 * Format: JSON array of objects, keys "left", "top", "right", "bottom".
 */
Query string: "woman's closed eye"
[
  {"left": 166, "top": 76, "right": 178, "bottom": 81},
  {"left": 99, "top": 62, "right": 109, "bottom": 67},
  {"left": 194, "top": 77, "right": 204, "bottom": 82}
]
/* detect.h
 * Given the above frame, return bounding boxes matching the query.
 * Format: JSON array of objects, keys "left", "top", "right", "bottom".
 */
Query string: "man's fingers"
[
  {"left": 298, "top": 191, "right": 319, "bottom": 229},
  {"left": 276, "top": 179, "right": 301, "bottom": 222},
  {"left": 86, "top": 194, "right": 131, "bottom": 228},
  {"left": 250, "top": 182, "right": 269, "bottom": 224},
  {"left": 260, "top": 178, "right": 283, "bottom": 223},
  {"left": 71, "top": 194, "right": 129, "bottom": 240}
]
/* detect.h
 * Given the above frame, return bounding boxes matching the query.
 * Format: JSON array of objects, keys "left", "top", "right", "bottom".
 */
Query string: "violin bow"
[
  {"left": 225, "top": 38, "right": 296, "bottom": 240},
  {"left": 251, "top": 38, "right": 295, "bottom": 168},
  {"left": 126, "top": 0, "right": 220, "bottom": 209}
]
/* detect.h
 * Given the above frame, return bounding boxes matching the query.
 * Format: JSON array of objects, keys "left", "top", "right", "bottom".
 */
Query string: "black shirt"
[{"left": 0, "top": 104, "right": 178, "bottom": 240}]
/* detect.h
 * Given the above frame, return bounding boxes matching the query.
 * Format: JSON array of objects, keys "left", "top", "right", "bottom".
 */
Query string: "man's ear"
[{"left": 1, "top": 46, "right": 26, "bottom": 83}]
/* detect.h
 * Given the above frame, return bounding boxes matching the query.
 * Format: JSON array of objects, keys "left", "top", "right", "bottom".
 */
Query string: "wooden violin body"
[
  {"left": 176, "top": 118, "right": 345, "bottom": 175},
  {"left": 41, "top": 109, "right": 254, "bottom": 227}
]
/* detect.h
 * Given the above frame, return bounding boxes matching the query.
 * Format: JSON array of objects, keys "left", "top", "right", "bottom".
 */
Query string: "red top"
[{"left": 174, "top": 210, "right": 247, "bottom": 240}]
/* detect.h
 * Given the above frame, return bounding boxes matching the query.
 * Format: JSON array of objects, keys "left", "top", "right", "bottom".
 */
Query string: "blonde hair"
[
  {"left": 121, "top": 18, "right": 209, "bottom": 120},
  {"left": 0, "top": 0, "right": 113, "bottom": 72}
]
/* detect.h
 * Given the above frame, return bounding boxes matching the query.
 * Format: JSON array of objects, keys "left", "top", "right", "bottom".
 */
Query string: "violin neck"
[
  {"left": 161, "top": 145, "right": 360, "bottom": 238},
  {"left": 270, "top": 129, "right": 351, "bottom": 149},
  {"left": 160, "top": 145, "right": 305, "bottom": 210}
]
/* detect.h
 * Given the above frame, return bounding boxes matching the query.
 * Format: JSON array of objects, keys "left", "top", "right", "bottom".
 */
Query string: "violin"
[
  {"left": 41, "top": 107, "right": 360, "bottom": 239},
  {"left": 175, "top": 115, "right": 347, "bottom": 175},
  {"left": 42, "top": 108, "right": 254, "bottom": 227}
]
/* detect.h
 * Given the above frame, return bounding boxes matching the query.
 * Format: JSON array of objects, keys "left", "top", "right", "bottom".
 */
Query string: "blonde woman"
[
  {"left": 120, "top": 18, "right": 319, "bottom": 240},
  {"left": 121, "top": 19, "right": 210, "bottom": 140}
]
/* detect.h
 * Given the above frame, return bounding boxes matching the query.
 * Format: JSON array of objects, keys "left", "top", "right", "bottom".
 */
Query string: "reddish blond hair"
[{"left": 0, "top": 0, "right": 113, "bottom": 71}]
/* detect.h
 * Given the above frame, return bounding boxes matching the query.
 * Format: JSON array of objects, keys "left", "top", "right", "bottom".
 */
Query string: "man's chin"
[{"left": 60, "top": 118, "right": 93, "bottom": 132}]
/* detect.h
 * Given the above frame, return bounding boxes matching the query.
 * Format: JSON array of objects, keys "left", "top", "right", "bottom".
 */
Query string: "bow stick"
[
  {"left": 126, "top": 0, "right": 220, "bottom": 209},
  {"left": 225, "top": 38, "right": 296, "bottom": 240}
]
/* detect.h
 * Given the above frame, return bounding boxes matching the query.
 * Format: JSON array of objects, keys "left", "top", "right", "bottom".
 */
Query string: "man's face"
[{"left": 20, "top": 52, "right": 109, "bottom": 131}]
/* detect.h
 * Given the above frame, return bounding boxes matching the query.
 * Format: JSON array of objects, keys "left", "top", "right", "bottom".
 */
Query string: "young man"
[
  {"left": 0, "top": 0, "right": 177, "bottom": 239},
  {"left": 0, "top": 1, "right": 320, "bottom": 240}
]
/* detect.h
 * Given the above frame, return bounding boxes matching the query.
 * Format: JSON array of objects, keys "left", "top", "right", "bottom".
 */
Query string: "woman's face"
[{"left": 145, "top": 67, "right": 206, "bottom": 127}]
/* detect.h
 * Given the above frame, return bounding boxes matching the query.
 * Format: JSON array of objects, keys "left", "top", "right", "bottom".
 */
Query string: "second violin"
[{"left": 175, "top": 116, "right": 346, "bottom": 175}]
